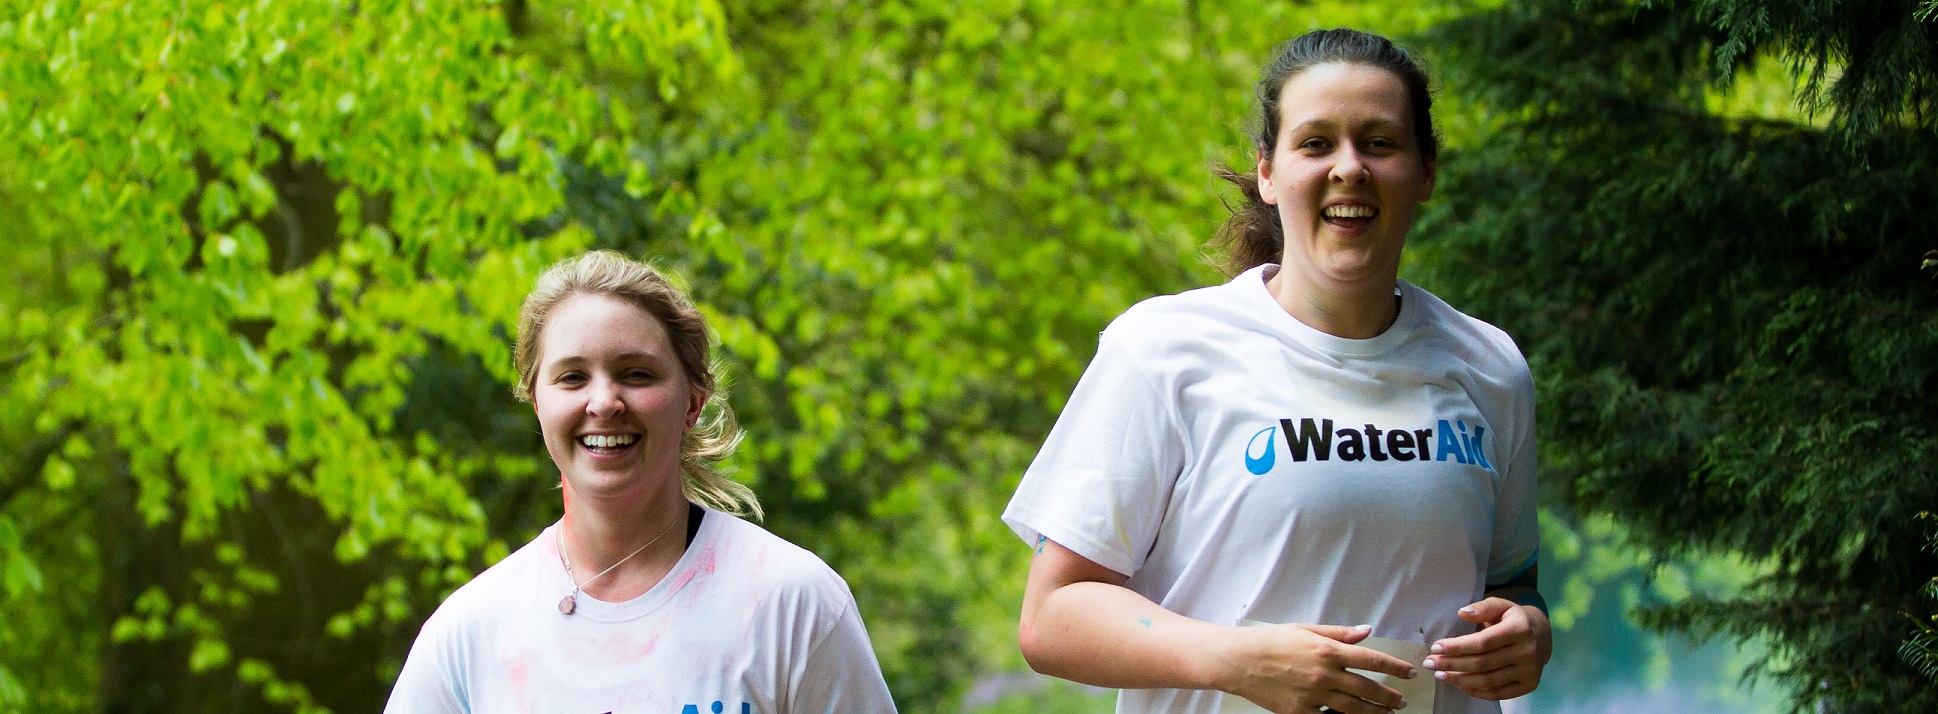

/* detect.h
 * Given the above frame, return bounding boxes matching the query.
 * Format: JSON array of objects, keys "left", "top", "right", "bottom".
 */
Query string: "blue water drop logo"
[{"left": 1245, "top": 426, "right": 1277, "bottom": 475}]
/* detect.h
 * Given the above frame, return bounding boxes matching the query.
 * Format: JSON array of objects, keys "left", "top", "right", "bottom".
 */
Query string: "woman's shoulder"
[
  {"left": 702, "top": 513, "right": 856, "bottom": 599},
  {"left": 1400, "top": 280, "right": 1530, "bottom": 371},
  {"left": 1101, "top": 273, "right": 1265, "bottom": 349},
  {"left": 1117, "top": 275, "right": 1256, "bottom": 323}
]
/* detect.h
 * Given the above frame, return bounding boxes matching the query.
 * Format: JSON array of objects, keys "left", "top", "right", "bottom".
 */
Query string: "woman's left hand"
[{"left": 1423, "top": 596, "right": 1551, "bottom": 700}]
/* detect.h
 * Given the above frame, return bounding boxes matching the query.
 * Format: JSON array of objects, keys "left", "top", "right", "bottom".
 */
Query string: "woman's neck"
[
  {"left": 1266, "top": 267, "right": 1399, "bottom": 339},
  {"left": 558, "top": 487, "right": 692, "bottom": 601}
]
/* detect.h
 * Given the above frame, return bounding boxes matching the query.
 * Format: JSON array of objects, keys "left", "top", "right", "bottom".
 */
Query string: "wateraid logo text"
[
  {"left": 1244, "top": 418, "right": 1493, "bottom": 475},
  {"left": 680, "top": 703, "right": 752, "bottom": 714},
  {"left": 583, "top": 706, "right": 752, "bottom": 714}
]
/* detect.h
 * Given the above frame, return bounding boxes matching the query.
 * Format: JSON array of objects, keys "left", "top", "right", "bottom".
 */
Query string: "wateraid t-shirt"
[
  {"left": 384, "top": 510, "right": 897, "bottom": 714},
  {"left": 1003, "top": 264, "right": 1538, "bottom": 714}
]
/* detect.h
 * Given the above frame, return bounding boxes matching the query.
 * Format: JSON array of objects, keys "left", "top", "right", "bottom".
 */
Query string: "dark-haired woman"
[
  {"left": 386, "top": 252, "right": 896, "bottom": 713},
  {"left": 1006, "top": 29, "right": 1549, "bottom": 714}
]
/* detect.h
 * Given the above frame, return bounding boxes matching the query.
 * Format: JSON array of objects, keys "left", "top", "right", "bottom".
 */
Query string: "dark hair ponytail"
[
  {"left": 1211, "top": 163, "right": 1286, "bottom": 274},
  {"left": 1211, "top": 28, "right": 1440, "bottom": 275}
]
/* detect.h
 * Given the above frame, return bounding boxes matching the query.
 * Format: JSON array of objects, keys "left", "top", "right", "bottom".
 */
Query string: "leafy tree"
[
  {"left": 0, "top": 1, "right": 735, "bottom": 710},
  {"left": 1416, "top": 0, "right": 1938, "bottom": 710}
]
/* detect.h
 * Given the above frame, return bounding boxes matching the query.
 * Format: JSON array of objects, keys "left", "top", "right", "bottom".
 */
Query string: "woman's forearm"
[{"left": 1021, "top": 577, "right": 1232, "bottom": 690}]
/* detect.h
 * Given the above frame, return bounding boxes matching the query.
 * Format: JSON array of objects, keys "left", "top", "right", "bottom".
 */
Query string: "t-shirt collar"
[{"left": 1243, "top": 264, "right": 1417, "bottom": 358}]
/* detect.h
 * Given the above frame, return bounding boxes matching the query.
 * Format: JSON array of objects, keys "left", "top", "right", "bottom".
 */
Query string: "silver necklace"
[{"left": 556, "top": 517, "right": 682, "bottom": 615}]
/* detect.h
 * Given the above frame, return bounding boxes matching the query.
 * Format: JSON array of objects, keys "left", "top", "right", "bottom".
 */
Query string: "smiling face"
[
  {"left": 532, "top": 292, "right": 703, "bottom": 503},
  {"left": 1258, "top": 61, "right": 1436, "bottom": 293}
]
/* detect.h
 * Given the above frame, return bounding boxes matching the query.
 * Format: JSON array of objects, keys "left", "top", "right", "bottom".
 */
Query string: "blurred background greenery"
[{"left": 2, "top": 0, "right": 1933, "bottom": 712}]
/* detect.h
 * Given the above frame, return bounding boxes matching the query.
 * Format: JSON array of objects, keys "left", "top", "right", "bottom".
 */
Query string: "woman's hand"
[
  {"left": 1216, "top": 622, "right": 1418, "bottom": 714},
  {"left": 1424, "top": 597, "right": 1551, "bottom": 700}
]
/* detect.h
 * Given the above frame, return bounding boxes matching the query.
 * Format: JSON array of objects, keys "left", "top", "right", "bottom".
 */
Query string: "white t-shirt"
[
  {"left": 385, "top": 509, "right": 897, "bottom": 714},
  {"left": 1003, "top": 265, "right": 1539, "bottom": 714}
]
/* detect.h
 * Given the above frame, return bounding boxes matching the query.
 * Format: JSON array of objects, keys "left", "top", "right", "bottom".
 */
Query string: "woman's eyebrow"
[
  {"left": 545, "top": 351, "right": 666, "bottom": 369},
  {"left": 1289, "top": 117, "right": 1407, "bottom": 133},
  {"left": 1288, "top": 118, "right": 1338, "bottom": 133}
]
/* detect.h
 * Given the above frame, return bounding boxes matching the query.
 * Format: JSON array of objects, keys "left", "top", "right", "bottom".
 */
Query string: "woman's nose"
[
  {"left": 1330, "top": 146, "right": 1368, "bottom": 184},
  {"left": 585, "top": 380, "right": 627, "bottom": 417}
]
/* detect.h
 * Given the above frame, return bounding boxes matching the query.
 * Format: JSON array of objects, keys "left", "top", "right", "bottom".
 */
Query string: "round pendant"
[{"left": 558, "top": 595, "right": 576, "bottom": 615}]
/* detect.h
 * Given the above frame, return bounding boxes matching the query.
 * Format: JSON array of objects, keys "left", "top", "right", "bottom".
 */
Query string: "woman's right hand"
[{"left": 1214, "top": 622, "right": 1419, "bottom": 714}]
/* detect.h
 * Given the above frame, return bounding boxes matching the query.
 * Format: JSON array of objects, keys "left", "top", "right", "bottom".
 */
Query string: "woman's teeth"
[
  {"left": 1324, "top": 205, "right": 1377, "bottom": 218},
  {"left": 581, "top": 434, "right": 637, "bottom": 448}
]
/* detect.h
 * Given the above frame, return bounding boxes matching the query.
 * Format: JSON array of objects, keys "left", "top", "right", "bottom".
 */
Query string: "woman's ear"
[
  {"left": 1418, "top": 153, "right": 1437, "bottom": 203},
  {"left": 686, "top": 387, "right": 707, "bottom": 430},
  {"left": 1256, "top": 152, "right": 1278, "bottom": 205}
]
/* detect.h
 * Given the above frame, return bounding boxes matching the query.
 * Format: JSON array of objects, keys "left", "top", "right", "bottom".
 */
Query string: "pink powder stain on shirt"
[
  {"left": 596, "top": 632, "right": 638, "bottom": 659},
  {"left": 693, "top": 542, "right": 719, "bottom": 576},
  {"left": 731, "top": 549, "right": 771, "bottom": 642},
  {"left": 637, "top": 631, "right": 662, "bottom": 659},
  {"left": 587, "top": 621, "right": 668, "bottom": 664},
  {"left": 665, "top": 542, "right": 719, "bottom": 594},
  {"left": 506, "top": 655, "right": 532, "bottom": 713}
]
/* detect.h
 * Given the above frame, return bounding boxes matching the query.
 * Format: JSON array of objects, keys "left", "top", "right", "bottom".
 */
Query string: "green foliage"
[
  {"left": 0, "top": 0, "right": 732, "bottom": 710},
  {"left": 1695, "top": 0, "right": 1938, "bottom": 143},
  {"left": 1417, "top": 0, "right": 1938, "bottom": 710},
  {"left": 1904, "top": 513, "right": 1938, "bottom": 682},
  {"left": 1534, "top": 507, "right": 1787, "bottom": 711}
]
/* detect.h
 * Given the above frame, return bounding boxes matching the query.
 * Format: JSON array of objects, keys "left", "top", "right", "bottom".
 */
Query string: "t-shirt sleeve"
[
  {"left": 382, "top": 612, "right": 469, "bottom": 714},
  {"left": 1485, "top": 362, "right": 1540, "bottom": 586},
  {"left": 1002, "top": 336, "right": 1187, "bottom": 577},
  {"left": 788, "top": 600, "right": 897, "bottom": 713}
]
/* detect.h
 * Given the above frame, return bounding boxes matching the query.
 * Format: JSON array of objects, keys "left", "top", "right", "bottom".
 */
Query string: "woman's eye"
[
  {"left": 557, "top": 372, "right": 587, "bottom": 385},
  {"left": 625, "top": 370, "right": 654, "bottom": 382},
  {"left": 1298, "top": 137, "right": 1329, "bottom": 151}
]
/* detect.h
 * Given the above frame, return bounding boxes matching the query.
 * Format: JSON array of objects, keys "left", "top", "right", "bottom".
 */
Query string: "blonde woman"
[{"left": 387, "top": 251, "right": 896, "bottom": 713}]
